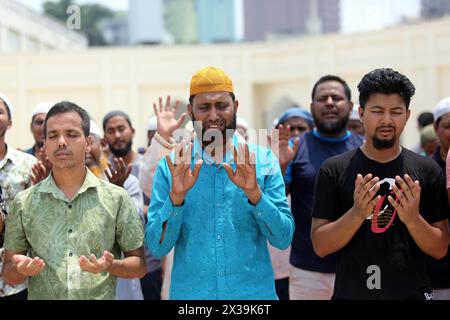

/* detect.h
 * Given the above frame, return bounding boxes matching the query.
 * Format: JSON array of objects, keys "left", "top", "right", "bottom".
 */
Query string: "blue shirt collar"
[
  {"left": 312, "top": 129, "right": 352, "bottom": 142},
  {"left": 192, "top": 133, "right": 245, "bottom": 167}
]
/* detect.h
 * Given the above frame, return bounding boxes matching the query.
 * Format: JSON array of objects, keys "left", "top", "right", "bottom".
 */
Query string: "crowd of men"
[{"left": 0, "top": 66, "right": 449, "bottom": 300}]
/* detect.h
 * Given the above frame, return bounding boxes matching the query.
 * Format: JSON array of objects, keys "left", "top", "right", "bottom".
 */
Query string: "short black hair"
[
  {"left": 311, "top": 75, "right": 351, "bottom": 101},
  {"left": 417, "top": 112, "right": 434, "bottom": 128},
  {"left": 357, "top": 68, "right": 416, "bottom": 109},
  {"left": 189, "top": 92, "right": 235, "bottom": 106},
  {"left": 102, "top": 110, "right": 133, "bottom": 132},
  {"left": 44, "top": 101, "right": 90, "bottom": 138}
]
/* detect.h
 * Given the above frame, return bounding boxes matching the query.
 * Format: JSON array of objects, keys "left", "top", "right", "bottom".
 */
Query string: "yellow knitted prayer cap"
[{"left": 189, "top": 66, "right": 234, "bottom": 96}]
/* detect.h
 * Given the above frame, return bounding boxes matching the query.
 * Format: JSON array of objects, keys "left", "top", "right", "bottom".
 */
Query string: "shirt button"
[
  {"left": 68, "top": 252, "right": 73, "bottom": 257},
  {"left": 217, "top": 234, "right": 222, "bottom": 240},
  {"left": 216, "top": 203, "right": 221, "bottom": 207},
  {"left": 68, "top": 204, "right": 72, "bottom": 209},
  {"left": 68, "top": 229, "right": 73, "bottom": 234},
  {"left": 218, "top": 271, "right": 224, "bottom": 277}
]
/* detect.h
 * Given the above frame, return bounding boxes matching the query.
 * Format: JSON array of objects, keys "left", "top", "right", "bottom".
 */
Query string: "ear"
[
  {"left": 406, "top": 109, "right": 411, "bottom": 123},
  {"left": 434, "top": 122, "right": 439, "bottom": 135},
  {"left": 234, "top": 100, "right": 239, "bottom": 114},
  {"left": 85, "top": 135, "right": 92, "bottom": 154},
  {"left": 132, "top": 127, "right": 135, "bottom": 137},
  {"left": 358, "top": 106, "right": 364, "bottom": 122},
  {"left": 348, "top": 101, "right": 354, "bottom": 114},
  {"left": 7, "top": 120, "right": 12, "bottom": 131}
]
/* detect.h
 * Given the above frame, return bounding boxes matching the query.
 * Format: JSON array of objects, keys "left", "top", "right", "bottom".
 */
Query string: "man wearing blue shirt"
[
  {"left": 281, "top": 75, "right": 364, "bottom": 300},
  {"left": 146, "top": 66, "right": 294, "bottom": 300}
]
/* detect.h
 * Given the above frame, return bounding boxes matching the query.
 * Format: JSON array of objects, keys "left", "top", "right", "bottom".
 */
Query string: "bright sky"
[
  {"left": 19, "top": 0, "right": 421, "bottom": 34},
  {"left": 18, "top": 0, "right": 129, "bottom": 12},
  {"left": 341, "top": 0, "right": 421, "bottom": 33}
]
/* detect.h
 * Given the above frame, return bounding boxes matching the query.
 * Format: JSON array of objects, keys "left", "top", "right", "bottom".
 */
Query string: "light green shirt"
[
  {"left": 0, "top": 146, "right": 36, "bottom": 297},
  {"left": 4, "top": 169, "right": 144, "bottom": 300}
]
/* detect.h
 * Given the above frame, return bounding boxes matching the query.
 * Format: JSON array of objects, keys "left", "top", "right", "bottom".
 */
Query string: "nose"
[
  {"left": 113, "top": 130, "right": 122, "bottom": 139},
  {"left": 58, "top": 135, "right": 67, "bottom": 147},
  {"left": 208, "top": 106, "right": 219, "bottom": 121},
  {"left": 325, "top": 96, "right": 336, "bottom": 110},
  {"left": 381, "top": 112, "right": 393, "bottom": 125}
]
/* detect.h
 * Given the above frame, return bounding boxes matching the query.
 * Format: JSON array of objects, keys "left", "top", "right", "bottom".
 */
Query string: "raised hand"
[
  {"left": 153, "top": 96, "right": 186, "bottom": 141},
  {"left": 268, "top": 125, "right": 299, "bottom": 173},
  {"left": 105, "top": 157, "right": 131, "bottom": 187},
  {"left": 223, "top": 143, "right": 261, "bottom": 205},
  {"left": 35, "top": 147, "right": 52, "bottom": 171},
  {"left": 167, "top": 141, "right": 203, "bottom": 205},
  {"left": 352, "top": 174, "right": 382, "bottom": 220},
  {"left": 12, "top": 254, "right": 45, "bottom": 277},
  {"left": 79, "top": 251, "right": 114, "bottom": 274},
  {"left": 388, "top": 174, "right": 421, "bottom": 226},
  {"left": 30, "top": 160, "right": 49, "bottom": 185}
]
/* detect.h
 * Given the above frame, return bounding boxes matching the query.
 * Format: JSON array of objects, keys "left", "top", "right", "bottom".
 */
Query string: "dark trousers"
[
  {"left": 275, "top": 277, "right": 290, "bottom": 300},
  {"left": 140, "top": 268, "right": 162, "bottom": 300},
  {"left": 0, "top": 289, "right": 27, "bottom": 300}
]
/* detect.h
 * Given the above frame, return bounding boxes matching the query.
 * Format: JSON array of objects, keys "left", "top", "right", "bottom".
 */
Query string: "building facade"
[
  {"left": 244, "top": 0, "right": 340, "bottom": 41},
  {"left": 0, "top": 0, "right": 87, "bottom": 52},
  {"left": 0, "top": 17, "right": 449, "bottom": 150}
]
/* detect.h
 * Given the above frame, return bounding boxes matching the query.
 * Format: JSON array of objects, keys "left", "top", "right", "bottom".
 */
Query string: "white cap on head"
[
  {"left": 147, "top": 116, "right": 157, "bottom": 131},
  {"left": 33, "top": 102, "right": 54, "bottom": 116},
  {"left": 90, "top": 120, "right": 103, "bottom": 137},
  {"left": 272, "top": 117, "right": 279, "bottom": 128},
  {"left": 0, "top": 92, "right": 13, "bottom": 119},
  {"left": 349, "top": 106, "right": 360, "bottom": 121},
  {"left": 434, "top": 97, "right": 450, "bottom": 122},
  {"left": 237, "top": 117, "right": 249, "bottom": 130}
]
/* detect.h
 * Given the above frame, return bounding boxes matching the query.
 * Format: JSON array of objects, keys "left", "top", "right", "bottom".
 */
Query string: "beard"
[
  {"left": 109, "top": 140, "right": 132, "bottom": 158},
  {"left": 0, "top": 124, "right": 8, "bottom": 138},
  {"left": 192, "top": 113, "right": 237, "bottom": 147},
  {"left": 372, "top": 126, "right": 396, "bottom": 150},
  {"left": 314, "top": 113, "right": 349, "bottom": 135}
]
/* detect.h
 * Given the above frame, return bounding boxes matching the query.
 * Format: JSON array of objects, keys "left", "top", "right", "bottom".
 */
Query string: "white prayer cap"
[
  {"left": 0, "top": 92, "right": 13, "bottom": 119},
  {"left": 32, "top": 101, "right": 54, "bottom": 116},
  {"left": 434, "top": 97, "right": 450, "bottom": 122},
  {"left": 147, "top": 116, "right": 157, "bottom": 131},
  {"left": 89, "top": 120, "right": 103, "bottom": 137}
]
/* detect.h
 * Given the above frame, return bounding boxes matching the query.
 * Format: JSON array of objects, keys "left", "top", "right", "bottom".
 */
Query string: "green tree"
[{"left": 43, "top": 0, "right": 114, "bottom": 46}]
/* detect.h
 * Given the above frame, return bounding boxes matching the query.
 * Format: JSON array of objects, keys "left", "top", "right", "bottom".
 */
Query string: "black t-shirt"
[{"left": 312, "top": 147, "right": 449, "bottom": 300}]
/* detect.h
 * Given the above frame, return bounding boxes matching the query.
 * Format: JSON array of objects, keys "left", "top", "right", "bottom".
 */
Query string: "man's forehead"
[
  {"left": 0, "top": 99, "right": 7, "bottom": 111},
  {"left": 46, "top": 112, "right": 83, "bottom": 130},
  {"left": 193, "top": 92, "right": 232, "bottom": 103},
  {"left": 105, "top": 115, "right": 130, "bottom": 128},
  {"left": 285, "top": 117, "right": 307, "bottom": 124},
  {"left": 316, "top": 81, "right": 345, "bottom": 94}
]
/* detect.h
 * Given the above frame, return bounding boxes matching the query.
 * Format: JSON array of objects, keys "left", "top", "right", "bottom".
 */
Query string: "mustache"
[
  {"left": 54, "top": 148, "right": 72, "bottom": 156},
  {"left": 376, "top": 125, "right": 395, "bottom": 130}
]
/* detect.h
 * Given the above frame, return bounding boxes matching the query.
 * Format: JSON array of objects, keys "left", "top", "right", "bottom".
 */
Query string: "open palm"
[
  {"left": 153, "top": 95, "right": 186, "bottom": 139},
  {"left": 268, "top": 124, "right": 299, "bottom": 168},
  {"left": 223, "top": 143, "right": 258, "bottom": 192},
  {"left": 167, "top": 141, "right": 203, "bottom": 204}
]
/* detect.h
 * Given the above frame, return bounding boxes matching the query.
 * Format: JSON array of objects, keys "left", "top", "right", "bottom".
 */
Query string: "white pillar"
[{"left": 306, "top": 0, "right": 322, "bottom": 35}]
